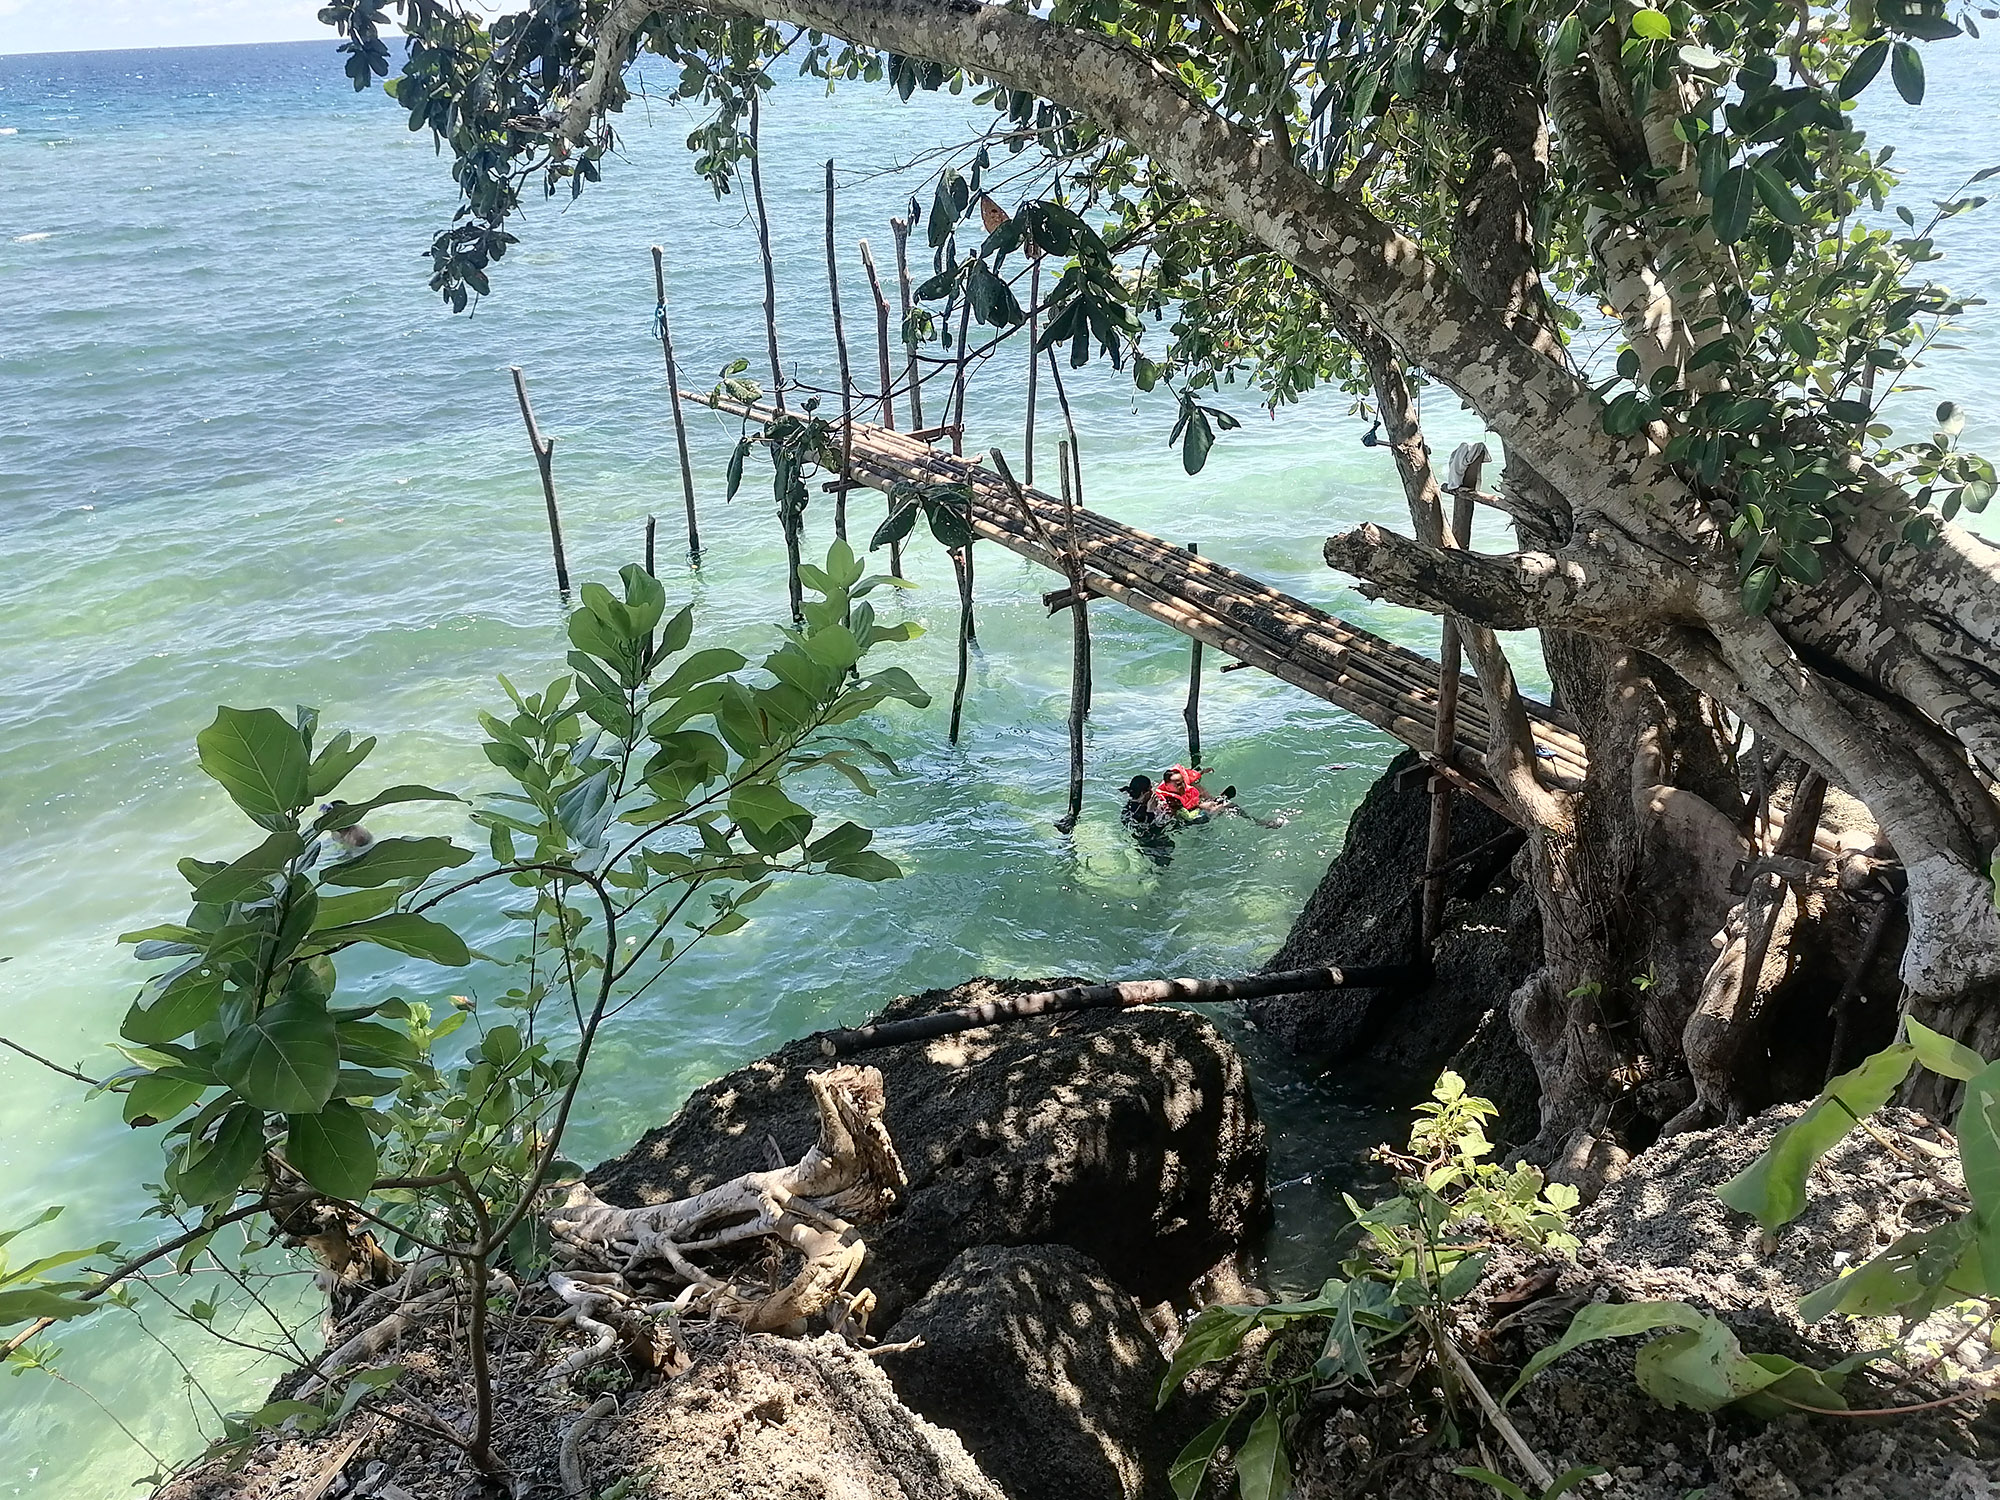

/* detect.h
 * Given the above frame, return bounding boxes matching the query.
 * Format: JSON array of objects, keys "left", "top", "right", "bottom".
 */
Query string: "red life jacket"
[{"left": 1155, "top": 767, "right": 1203, "bottom": 813}]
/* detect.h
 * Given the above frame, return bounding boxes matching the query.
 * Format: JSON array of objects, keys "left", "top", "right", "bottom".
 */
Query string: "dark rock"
[
  {"left": 879, "top": 1245, "right": 1179, "bottom": 1500},
  {"left": 603, "top": 1334, "right": 1007, "bottom": 1500},
  {"left": 1250, "top": 751, "right": 1541, "bottom": 1128},
  {"left": 589, "top": 978, "right": 1268, "bottom": 1324}
]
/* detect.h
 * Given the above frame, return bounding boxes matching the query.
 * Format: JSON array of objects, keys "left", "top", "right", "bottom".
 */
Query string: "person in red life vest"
[{"left": 1154, "top": 765, "right": 1207, "bottom": 817}]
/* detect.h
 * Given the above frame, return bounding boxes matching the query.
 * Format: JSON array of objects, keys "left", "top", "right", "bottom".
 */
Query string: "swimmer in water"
[{"left": 322, "top": 804, "right": 375, "bottom": 854}]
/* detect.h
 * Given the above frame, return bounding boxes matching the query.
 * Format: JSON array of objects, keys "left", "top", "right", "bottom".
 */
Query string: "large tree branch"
[{"left": 566, "top": 0, "right": 1652, "bottom": 522}]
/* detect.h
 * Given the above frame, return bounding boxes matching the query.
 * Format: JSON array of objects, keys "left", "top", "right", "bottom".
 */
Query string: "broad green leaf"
[
  {"left": 1632, "top": 1317, "right": 1775, "bottom": 1410},
  {"left": 1751, "top": 166, "right": 1806, "bottom": 226},
  {"left": 310, "top": 886, "right": 402, "bottom": 931},
  {"left": 1954, "top": 1059, "right": 2000, "bottom": 1295},
  {"left": 1891, "top": 41, "right": 1924, "bottom": 104},
  {"left": 1905, "top": 1015, "right": 1988, "bottom": 1080},
  {"left": 1503, "top": 1300, "right": 1704, "bottom": 1403},
  {"left": 321, "top": 836, "right": 473, "bottom": 889},
  {"left": 217, "top": 997, "right": 340, "bottom": 1113},
  {"left": 0, "top": 1288, "right": 98, "bottom": 1326},
  {"left": 176, "top": 1103, "right": 265, "bottom": 1203},
  {"left": 121, "top": 963, "right": 224, "bottom": 1046},
  {"left": 1168, "top": 1413, "right": 1235, "bottom": 1500},
  {"left": 555, "top": 765, "right": 615, "bottom": 847},
  {"left": 191, "top": 830, "right": 306, "bottom": 904},
  {"left": 306, "top": 731, "right": 377, "bottom": 799},
  {"left": 1451, "top": 1471, "right": 1528, "bottom": 1500},
  {"left": 312, "top": 913, "right": 470, "bottom": 967},
  {"left": 653, "top": 648, "right": 748, "bottom": 700},
  {"left": 1628, "top": 8, "right": 1672, "bottom": 38},
  {"left": 197, "top": 707, "right": 310, "bottom": 827},
  {"left": 1233, "top": 1396, "right": 1292, "bottom": 1500},
  {"left": 1798, "top": 1216, "right": 1978, "bottom": 1321},
  {"left": 1159, "top": 1304, "right": 1259, "bottom": 1405},
  {"left": 315, "top": 785, "right": 461, "bottom": 832},
  {"left": 826, "top": 850, "right": 902, "bottom": 882},
  {"left": 122, "top": 1071, "right": 205, "bottom": 1127},
  {"left": 285, "top": 1102, "right": 380, "bottom": 1200},
  {"left": 1839, "top": 38, "right": 1890, "bottom": 99},
  {"left": 1711, "top": 166, "right": 1755, "bottom": 245},
  {"left": 727, "top": 782, "right": 815, "bottom": 854},
  {"left": 1715, "top": 1043, "right": 1916, "bottom": 1230}
]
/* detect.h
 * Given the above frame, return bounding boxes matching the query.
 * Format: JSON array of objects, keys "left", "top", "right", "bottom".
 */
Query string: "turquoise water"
[{"left": 1, "top": 38, "right": 1995, "bottom": 1497}]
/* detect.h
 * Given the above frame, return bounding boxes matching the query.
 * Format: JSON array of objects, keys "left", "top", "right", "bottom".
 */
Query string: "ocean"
[{"left": 1, "top": 35, "right": 1994, "bottom": 1496}]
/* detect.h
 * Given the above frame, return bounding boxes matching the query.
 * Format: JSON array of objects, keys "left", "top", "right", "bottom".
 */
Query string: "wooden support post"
[
  {"left": 1024, "top": 253, "right": 1041, "bottom": 487},
  {"left": 891, "top": 216, "right": 923, "bottom": 430},
  {"left": 948, "top": 244, "right": 972, "bottom": 458},
  {"left": 858, "top": 238, "right": 902, "bottom": 575},
  {"left": 824, "top": 159, "right": 852, "bottom": 542},
  {"left": 650, "top": 245, "right": 701, "bottom": 563},
  {"left": 509, "top": 365, "right": 569, "bottom": 596},
  {"left": 1053, "top": 438, "right": 1091, "bottom": 834},
  {"left": 1183, "top": 541, "right": 1204, "bottom": 767},
  {"left": 644, "top": 514, "right": 657, "bottom": 577},
  {"left": 1423, "top": 477, "right": 1480, "bottom": 947},
  {"left": 948, "top": 537, "right": 973, "bottom": 745},
  {"left": 748, "top": 92, "right": 784, "bottom": 412}
]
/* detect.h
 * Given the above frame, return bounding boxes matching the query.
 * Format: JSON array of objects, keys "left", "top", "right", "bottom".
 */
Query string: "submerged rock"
[{"left": 589, "top": 977, "right": 1268, "bottom": 1324}]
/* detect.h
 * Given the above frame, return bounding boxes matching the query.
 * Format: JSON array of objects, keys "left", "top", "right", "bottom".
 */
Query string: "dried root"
[{"left": 542, "top": 1066, "right": 905, "bottom": 1359}]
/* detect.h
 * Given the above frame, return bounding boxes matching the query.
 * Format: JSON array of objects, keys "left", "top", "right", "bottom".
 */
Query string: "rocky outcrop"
[
  {"left": 880, "top": 1245, "right": 1184, "bottom": 1500},
  {"left": 598, "top": 1334, "right": 1007, "bottom": 1500},
  {"left": 1249, "top": 749, "right": 1543, "bottom": 1141},
  {"left": 589, "top": 978, "right": 1268, "bottom": 1325}
]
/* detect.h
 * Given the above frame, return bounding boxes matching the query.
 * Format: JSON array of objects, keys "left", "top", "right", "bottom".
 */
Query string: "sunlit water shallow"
[{"left": 1, "top": 37, "right": 1995, "bottom": 1496}]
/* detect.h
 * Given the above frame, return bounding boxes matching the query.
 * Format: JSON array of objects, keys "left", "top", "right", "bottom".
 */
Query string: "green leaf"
[
  {"left": 1168, "top": 1414, "right": 1236, "bottom": 1500},
  {"left": 310, "top": 887, "right": 402, "bottom": 931},
  {"left": 315, "top": 785, "right": 461, "bottom": 832},
  {"left": 1504, "top": 1301, "right": 1705, "bottom": 1403},
  {"left": 1159, "top": 1305, "right": 1259, "bottom": 1405},
  {"left": 1740, "top": 563, "right": 1779, "bottom": 616},
  {"left": 727, "top": 782, "right": 815, "bottom": 854},
  {"left": 218, "top": 997, "right": 340, "bottom": 1113},
  {"left": 555, "top": 765, "right": 616, "bottom": 847},
  {"left": 1711, "top": 167, "right": 1755, "bottom": 245},
  {"left": 197, "top": 707, "right": 310, "bottom": 828},
  {"left": 1839, "top": 38, "right": 1890, "bottom": 99},
  {"left": 1905, "top": 1016, "right": 1989, "bottom": 1080},
  {"left": 312, "top": 913, "right": 470, "bottom": 967},
  {"left": 121, "top": 963, "right": 226, "bottom": 1046},
  {"left": 306, "top": 731, "right": 377, "bottom": 799},
  {"left": 1233, "top": 1396, "right": 1292, "bottom": 1500},
  {"left": 322, "top": 836, "right": 474, "bottom": 889},
  {"left": 122, "top": 1070, "right": 205, "bottom": 1127},
  {"left": 1798, "top": 1216, "right": 1979, "bottom": 1321},
  {"left": 653, "top": 648, "right": 748, "bottom": 700},
  {"left": 1628, "top": 8, "right": 1672, "bottom": 39},
  {"left": 1891, "top": 41, "right": 1924, "bottom": 104},
  {"left": 923, "top": 494, "right": 975, "bottom": 551},
  {"left": 826, "top": 850, "right": 902, "bottom": 882},
  {"left": 285, "top": 1101, "right": 380, "bottom": 1200},
  {"left": 1954, "top": 1059, "right": 2000, "bottom": 1295},
  {"left": 1451, "top": 1471, "right": 1529, "bottom": 1500},
  {"left": 176, "top": 1103, "right": 266, "bottom": 1203},
  {"left": 1714, "top": 1043, "right": 1916, "bottom": 1231},
  {"left": 1751, "top": 166, "right": 1807, "bottom": 226},
  {"left": 0, "top": 1288, "right": 99, "bottom": 1326},
  {"left": 192, "top": 831, "right": 306, "bottom": 904}
]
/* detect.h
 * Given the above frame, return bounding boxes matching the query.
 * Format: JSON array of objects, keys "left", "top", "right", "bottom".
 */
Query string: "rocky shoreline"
[{"left": 152, "top": 762, "right": 1996, "bottom": 1500}]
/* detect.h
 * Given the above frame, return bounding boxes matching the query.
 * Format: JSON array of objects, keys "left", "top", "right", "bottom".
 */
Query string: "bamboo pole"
[
  {"left": 748, "top": 92, "right": 784, "bottom": 412},
  {"left": 891, "top": 216, "right": 923, "bottom": 430},
  {"left": 645, "top": 514, "right": 657, "bottom": 577},
  {"left": 819, "top": 965, "right": 1418, "bottom": 1056},
  {"left": 858, "top": 238, "right": 903, "bottom": 575},
  {"left": 1024, "top": 254, "right": 1041, "bottom": 487},
  {"left": 1058, "top": 439, "right": 1090, "bottom": 832},
  {"left": 1183, "top": 541, "right": 1204, "bottom": 766},
  {"left": 1424, "top": 482, "right": 1478, "bottom": 946},
  {"left": 947, "top": 268, "right": 977, "bottom": 652},
  {"left": 509, "top": 365, "right": 569, "bottom": 595},
  {"left": 824, "top": 159, "right": 852, "bottom": 542},
  {"left": 650, "top": 244, "right": 700, "bottom": 562}
]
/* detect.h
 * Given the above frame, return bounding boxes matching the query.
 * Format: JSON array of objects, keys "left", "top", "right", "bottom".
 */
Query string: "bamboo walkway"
[{"left": 687, "top": 392, "right": 1587, "bottom": 795}]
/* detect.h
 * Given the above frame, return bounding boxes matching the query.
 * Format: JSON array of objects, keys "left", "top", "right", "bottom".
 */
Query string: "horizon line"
[{"left": 0, "top": 34, "right": 396, "bottom": 60}]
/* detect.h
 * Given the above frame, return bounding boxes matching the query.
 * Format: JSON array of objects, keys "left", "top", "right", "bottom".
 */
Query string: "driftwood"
[
  {"left": 819, "top": 965, "right": 1416, "bottom": 1056},
  {"left": 542, "top": 1066, "right": 906, "bottom": 1375}
]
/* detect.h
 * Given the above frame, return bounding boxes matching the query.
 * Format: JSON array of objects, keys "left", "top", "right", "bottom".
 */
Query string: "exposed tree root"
[{"left": 542, "top": 1065, "right": 906, "bottom": 1358}]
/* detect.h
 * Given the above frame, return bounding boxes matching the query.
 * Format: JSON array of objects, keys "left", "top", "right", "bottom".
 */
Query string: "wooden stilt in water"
[
  {"left": 650, "top": 245, "right": 700, "bottom": 563},
  {"left": 823, "top": 159, "right": 852, "bottom": 542},
  {"left": 1058, "top": 440, "right": 1091, "bottom": 833},
  {"left": 948, "top": 282, "right": 976, "bottom": 644},
  {"left": 1183, "top": 542, "right": 1203, "bottom": 767},
  {"left": 859, "top": 238, "right": 902, "bottom": 576},
  {"left": 644, "top": 514, "right": 657, "bottom": 578},
  {"left": 748, "top": 93, "right": 784, "bottom": 413},
  {"left": 1423, "top": 460, "right": 1482, "bottom": 947},
  {"left": 948, "top": 538, "right": 973, "bottom": 745},
  {"left": 1024, "top": 254, "right": 1041, "bottom": 487},
  {"left": 890, "top": 216, "right": 923, "bottom": 430},
  {"left": 509, "top": 365, "right": 568, "bottom": 596}
]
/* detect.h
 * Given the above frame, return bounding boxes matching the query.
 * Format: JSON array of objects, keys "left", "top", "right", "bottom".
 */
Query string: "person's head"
[
  {"left": 1123, "top": 775, "right": 1152, "bottom": 800},
  {"left": 1162, "top": 768, "right": 1186, "bottom": 790}
]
